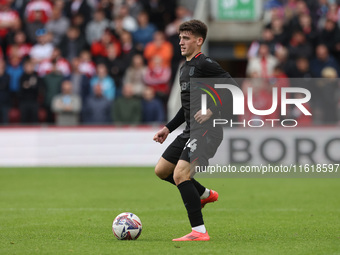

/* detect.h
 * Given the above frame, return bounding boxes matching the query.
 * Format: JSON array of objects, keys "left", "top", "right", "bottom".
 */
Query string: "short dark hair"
[{"left": 179, "top": 19, "right": 207, "bottom": 42}]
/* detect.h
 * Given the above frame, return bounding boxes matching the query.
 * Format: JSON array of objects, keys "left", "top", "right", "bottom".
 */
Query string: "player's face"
[{"left": 179, "top": 31, "right": 203, "bottom": 60}]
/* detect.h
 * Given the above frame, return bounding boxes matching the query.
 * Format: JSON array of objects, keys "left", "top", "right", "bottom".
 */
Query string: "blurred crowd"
[
  {"left": 245, "top": 0, "right": 340, "bottom": 125},
  {"left": 0, "top": 0, "right": 191, "bottom": 125},
  {"left": 0, "top": 0, "right": 340, "bottom": 126}
]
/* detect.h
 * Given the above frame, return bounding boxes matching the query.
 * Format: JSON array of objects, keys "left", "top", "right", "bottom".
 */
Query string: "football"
[{"left": 112, "top": 212, "right": 142, "bottom": 240}]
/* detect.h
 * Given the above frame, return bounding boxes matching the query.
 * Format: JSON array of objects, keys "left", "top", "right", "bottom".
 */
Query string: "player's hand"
[
  {"left": 194, "top": 109, "right": 213, "bottom": 124},
  {"left": 153, "top": 126, "right": 170, "bottom": 144}
]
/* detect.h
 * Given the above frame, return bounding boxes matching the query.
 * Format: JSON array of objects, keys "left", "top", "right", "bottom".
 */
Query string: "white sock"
[
  {"left": 200, "top": 188, "right": 210, "bottom": 199},
  {"left": 192, "top": 224, "right": 206, "bottom": 233}
]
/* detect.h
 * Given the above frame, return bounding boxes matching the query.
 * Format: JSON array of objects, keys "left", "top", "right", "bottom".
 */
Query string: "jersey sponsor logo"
[{"left": 189, "top": 67, "right": 195, "bottom": 76}]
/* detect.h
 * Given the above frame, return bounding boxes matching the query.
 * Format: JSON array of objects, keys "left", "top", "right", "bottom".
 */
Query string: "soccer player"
[{"left": 153, "top": 20, "right": 232, "bottom": 241}]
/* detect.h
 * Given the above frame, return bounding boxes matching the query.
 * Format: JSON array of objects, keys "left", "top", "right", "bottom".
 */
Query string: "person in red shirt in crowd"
[
  {"left": 143, "top": 56, "right": 171, "bottom": 101},
  {"left": 0, "top": 0, "right": 20, "bottom": 43},
  {"left": 6, "top": 31, "right": 32, "bottom": 61},
  {"left": 24, "top": 0, "right": 53, "bottom": 43},
  {"left": 37, "top": 47, "right": 71, "bottom": 77},
  {"left": 78, "top": 50, "right": 96, "bottom": 78},
  {"left": 25, "top": 0, "right": 53, "bottom": 24},
  {"left": 144, "top": 31, "right": 173, "bottom": 69},
  {"left": 91, "top": 29, "right": 121, "bottom": 62}
]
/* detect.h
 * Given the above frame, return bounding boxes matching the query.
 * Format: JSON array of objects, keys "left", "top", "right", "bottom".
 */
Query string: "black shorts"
[{"left": 162, "top": 133, "right": 222, "bottom": 167}]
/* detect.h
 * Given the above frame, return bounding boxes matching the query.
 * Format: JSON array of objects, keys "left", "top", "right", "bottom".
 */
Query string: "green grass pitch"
[{"left": 0, "top": 167, "right": 339, "bottom": 255}]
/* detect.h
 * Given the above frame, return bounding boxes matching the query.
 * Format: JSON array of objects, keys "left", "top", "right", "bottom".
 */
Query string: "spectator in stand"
[
  {"left": 275, "top": 46, "right": 295, "bottom": 77},
  {"left": 85, "top": 9, "right": 109, "bottom": 45},
  {"left": 318, "top": 19, "right": 340, "bottom": 58},
  {"left": 90, "top": 63, "right": 115, "bottom": 101},
  {"left": 326, "top": 2, "right": 339, "bottom": 23},
  {"left": 263, "top": 1, "right": 285, "bottom": 26},
  {"left": 125, "top": 0, "right": 143, "bottom": 19},
  {"left": 43, "top": 61, "right": 64, "bottom": 123},
  {"left": 0, "top": 1, "right": 20, "bottom": 51},
  {"left": 18, "top": 58, "right": 43, "bottom": 124},
  {"left": 142, "top": 86, "right": 165, "bottom": 123},
  {"left": 53, "top": 0, "right": 65, "bottom": 13},
  {"left": 29, "top": 28, "right": 54, "bottom": 66},
  {"left": 25, "top": 9, "right": 45, "bottom": 44},
  {"left": 37, "top": 47, "right": 71, "bottom": 77},
  {"left": 298, "top": 13, "right": 318, "bottom": 47},
  {"left": 165, "top": 5, "right": 192, "bottom": 83},
  {"left": 118, "top": 30, "right": 137, "bottom": 77},
  {"left": 6, "top": 31, "right": 32, "bottom": 61},
  {"left": 64, "top": 0, "right": 92, "bottom": 27},
  {"left": 133, "top": 11, "right": 157, "bottom": 51},
  {"left": 144, "top": 31, "right": 173, "bottom": 69},
  {"left": 115, "top": 4, "right": 138, "bottom": 33},
  {"left": 6, "top": 54, "right": 23, "bottom": 96},
  {"left": 288, "top": 0, "right": 311, "bottom": 29},
  {"left": 25, "top": 0, "right": 52, "bottom": 24},
  {"left": 123, "top": 54, "right": 146, "bottom": 97},
  {"left": 69, "top": 57, "right": 90, "bottom": 104},
  {"left": 141, "top": 0, "right": 176, "bottom": 30},
  {"left": 316, "top": 0, "right": 331, "bottom": 30},
  {"left": 112, "top": 84, "right": 141, "bottom": 125},
  {"left": 270, "top": 17, "right": 290, "bottom": 46},
  {"left": 97, "top": 0, "right": 114, "bottom": 20},
  {"left": 45, "top": 6, "right": 70, "bottom": 46},
  {"left": 52, "top": 80, "right": 81, "bottom": 126},
  {"left": 0, "top": 59, "right": 10, "bottom": 124},
  {"left": 310, "top": 44, "right": 340, "bottom": 77},
  {"left": 25, "top": 0, "right": 53, "bottom": 44},
  {"left": 283, "top": 0, "right": 298, "bottom": 22},
  {"left": 246, "top": 42, "right": 278, "bottom": 78},
  {"left": 111, "top": 16, "right": 125, "bottom": 37},
  {"left": 290, "top": 56, "right": 313, "bottom": 78},
  {"left": 165, "top": 6, "right": 191, "bottom": 39},
  {"left": 91, "top": 29, "right": 121, "bottom": 63},
  {"left": 58, "top": 26, "right": 87, "bottom": 62},
  {"left": 70, "top": 13, "right": 88, "bottom": 36},
  {"left": 83, "top": 84, "right": 111, "bottom": 124},
  {"left": 287, "top": 30, "right": 313, "bottom": 60},
  {"left": 105, "top": 44, "right": 126, "bottom": 91},
  {"left": 143, "top": 56, "right": 171, "bottom": 101},
  {"left": 248, "top": 28, "right": 280, "bottom": 58},
  {"left": 78, "top": 50, "right": 96, "bottom": 78}
]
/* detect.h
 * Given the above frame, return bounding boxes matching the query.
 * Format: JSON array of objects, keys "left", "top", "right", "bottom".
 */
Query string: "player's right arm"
[{"left": 153, "top": 107, "right": 185, "bottom": 144}]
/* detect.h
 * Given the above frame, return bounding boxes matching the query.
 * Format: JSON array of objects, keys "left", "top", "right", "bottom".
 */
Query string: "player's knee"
[
  {"left": 173, "top": 167, "right": 190, "bottom": 186},
  {"left": 154, "top": 163, "right": 168, "bottom": 179}
]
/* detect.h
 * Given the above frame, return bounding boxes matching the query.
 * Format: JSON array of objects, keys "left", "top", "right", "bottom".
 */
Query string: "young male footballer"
[{"left": 153, "top": 20, "right": 232, "bottom": 241}]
